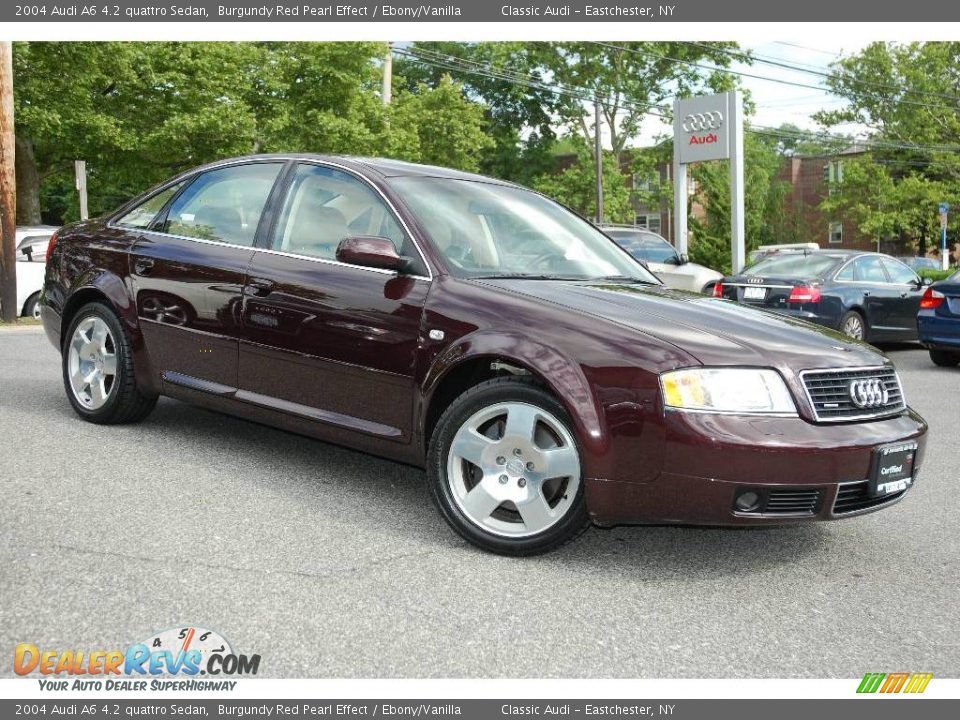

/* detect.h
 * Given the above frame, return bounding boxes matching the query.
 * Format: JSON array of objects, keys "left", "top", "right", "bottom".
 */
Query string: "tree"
[
  {"left": 686, "top": 132, "right": 790, "bottom": 273},
  {"left": 388, "top": 76, "right": 494, "bottom": 171},
  {"left": 531, "top": 136, "right": 633, "bottom": 222}
]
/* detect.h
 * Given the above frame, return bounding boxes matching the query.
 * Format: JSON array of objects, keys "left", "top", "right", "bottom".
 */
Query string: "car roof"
[{"left": 188, "top": 153, "right": 518, "bottom": 186}]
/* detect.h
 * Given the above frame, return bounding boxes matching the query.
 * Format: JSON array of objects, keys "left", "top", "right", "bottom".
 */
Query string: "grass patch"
[
  {"left": 918, "top": 268, "right": 957, "bottom": 282},
  {"left": 0, "top": 317, "right": 42, "bottom": 326}
]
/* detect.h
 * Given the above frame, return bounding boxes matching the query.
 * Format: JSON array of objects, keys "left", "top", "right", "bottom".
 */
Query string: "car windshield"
[
  {"left": 743, "top": 253, "right": 840, "bottom": 280},
  {"left": 388, "top": 177, "right": 659, "bottom": 283},
  {"left": 607, "top": 231, "right": 678, "bottom": 264}
]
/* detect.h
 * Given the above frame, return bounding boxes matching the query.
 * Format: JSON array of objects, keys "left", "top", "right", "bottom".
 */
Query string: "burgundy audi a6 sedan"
[{"left": 40, "top": 155, "right": 928, "bottom": 555}]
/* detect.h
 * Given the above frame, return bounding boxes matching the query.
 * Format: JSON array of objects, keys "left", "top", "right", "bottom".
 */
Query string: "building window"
[
  {"left": 635, "top": 214, "right": 662, "bottom": 235},
  {"left": 632, "top": 172, "right": 659, "bottom": 193},
  {"left": 824, "top": 161, "right": 843, "bottom": 196},
  {"left": 829, "top": 222, "right": 843, "bottom": 245}
]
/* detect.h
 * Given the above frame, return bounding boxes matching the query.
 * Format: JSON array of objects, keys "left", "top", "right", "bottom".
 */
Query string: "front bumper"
[{"left": 585, "top": 408, "right": 927, "bottom": 526}]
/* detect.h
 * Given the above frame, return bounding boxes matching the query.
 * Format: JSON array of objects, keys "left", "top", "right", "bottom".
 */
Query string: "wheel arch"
[{"left": 420, "top": 332, "right": 608, "bottom": 466}]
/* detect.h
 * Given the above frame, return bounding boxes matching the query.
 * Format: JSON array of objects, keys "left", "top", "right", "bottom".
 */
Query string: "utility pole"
[
  {"left": 75, "top": 160, "right": 89, "bottom": 221},
  {"left": 0, "top": 41, "right": 17, "bottom": 323},
  {"left": 594, "top": 96, "right": 603, "bottom": 225},
  {"left": 382, "top": 43, "right": 393, "bottom": 106}
]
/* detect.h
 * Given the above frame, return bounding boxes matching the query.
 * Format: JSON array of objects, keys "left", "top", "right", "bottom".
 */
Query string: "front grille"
[
  {"left": 800, "top": 366, "right": 904, "bottom": 422},
  {"left": 764, "top": 488, "right": 822, "bottom": 515},
  {"left": 833, "top": 480, "right": 907, "bottom": 515}
]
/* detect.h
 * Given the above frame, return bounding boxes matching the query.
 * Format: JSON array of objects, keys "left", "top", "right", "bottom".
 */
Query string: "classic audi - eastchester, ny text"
[{"left": 40, "top": 155, "right": 928, "bottom": 554}]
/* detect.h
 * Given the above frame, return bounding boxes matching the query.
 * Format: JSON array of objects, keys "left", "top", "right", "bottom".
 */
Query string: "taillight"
[
  {"left": 788, "top": 286, "right": 821, "bottom": 304},
  {"left": 45, "top": 231, "right": 58, "bottom": 264},
  {"left": 920, "top": 287, "right": 945, "bottom": 309},
  {"left": 712, "top": 282, "right": 724, "bottom": 298}
]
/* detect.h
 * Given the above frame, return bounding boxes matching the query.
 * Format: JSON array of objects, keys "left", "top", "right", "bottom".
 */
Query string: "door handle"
[
  {"left": 863, "top": 291, "right": 871, "bottom": 297},
  {"left": 134, "top": 258, "right": 155, "bottom": 276},
  {"left": 900, "top": 292, "right": 908, "bottom": 298},
  {"left": 245, "top": 278, "right": 275, "bottom": 297}
]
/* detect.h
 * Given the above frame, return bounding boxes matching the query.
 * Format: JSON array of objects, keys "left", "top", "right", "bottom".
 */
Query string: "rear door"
[
  {"left": 126, "top": 161, "right": 285, "bottom": 389},
  {"left": 880, "top": 256, "right": 925, "bottom": 337},
  {"left": 847, "top": 255, "right": 901, "bottom": 338},
  {"left": 237, "top": 162, "right": 431, "bottom": 444}
]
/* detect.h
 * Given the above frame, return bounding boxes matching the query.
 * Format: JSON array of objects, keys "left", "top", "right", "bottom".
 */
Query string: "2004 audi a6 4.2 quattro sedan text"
[{"left": 40, "top": 155, "right": 928, "bottom": 555}]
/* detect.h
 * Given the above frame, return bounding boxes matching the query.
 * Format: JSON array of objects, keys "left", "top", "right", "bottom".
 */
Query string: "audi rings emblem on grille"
[
  {"left": 848, "top": 378, "right": 889, "bottom": 409},
  {"left": 682, "top": 111, "right": 724, "bottom": 133}
]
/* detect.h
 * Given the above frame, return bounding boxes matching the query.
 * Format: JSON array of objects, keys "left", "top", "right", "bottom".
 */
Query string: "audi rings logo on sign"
[
  {"left": 682, "top": 111, "right": 724, "bottom": 133},
  {"left": 849, "top": 378, "right": 890, "bottom": 409}
]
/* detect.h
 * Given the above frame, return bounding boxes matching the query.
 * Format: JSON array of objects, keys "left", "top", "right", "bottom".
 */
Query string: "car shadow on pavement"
[{"left": 121, "top": 396, "right": 834, "bottom": 578}]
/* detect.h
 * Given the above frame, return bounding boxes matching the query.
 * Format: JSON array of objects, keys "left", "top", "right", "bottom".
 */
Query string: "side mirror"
[
  {"left": 922, "top": 276, "right": 934, "bottom": 286},
  {"left": 21, "top": 246, "right": 34, "bottom": 261},
  {"left": 678, "top": 253, "right": 689, "bottom": 265},
  {"left": 336, "top": 236, "right": 409, "bottom": 273}
]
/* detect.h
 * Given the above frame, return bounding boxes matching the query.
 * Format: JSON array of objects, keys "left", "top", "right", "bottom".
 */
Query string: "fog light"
[{"left": 735, "top": 491, "right": 761, "bottom": 512}]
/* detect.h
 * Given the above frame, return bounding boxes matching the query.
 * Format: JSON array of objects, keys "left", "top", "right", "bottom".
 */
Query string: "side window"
[
  {"left": 163, "top": 163, "right": 283, "bottom": 246},
  {"left": 853, "top": 256, "right": 889, "bottom": 283},
  {"left": 835, "top": 262, "right": 855, "bottom": 281},
  {"left": 275, "top": 164, "right": 408, "bottom": 263},
  {"left": 116, "top": 182, "right": 185, "bottom": 229},
  {"left": 881, "top": 257, "right": 920, "bottom": 285}
]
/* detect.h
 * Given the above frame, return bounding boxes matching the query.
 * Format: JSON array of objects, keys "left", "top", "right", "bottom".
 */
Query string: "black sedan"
[{"left": 715, "top": 250, "right": 932, "bottom": 342}]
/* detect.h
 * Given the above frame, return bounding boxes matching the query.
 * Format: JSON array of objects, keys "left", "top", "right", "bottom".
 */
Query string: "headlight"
[{"left": 660, "top": 368, "right": 797, "bottom": 415}]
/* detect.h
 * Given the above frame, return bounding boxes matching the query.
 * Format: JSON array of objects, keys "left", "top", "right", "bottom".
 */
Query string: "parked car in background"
[
  {"left": 747, "top": 242, "right": 820, "bottom": 267},
  {"left": 715, "top": 250, "right": 931, "bottom": 342},
  {"left": 899, "top": 256, "right": 942, "bottom": 273},
  {"left": 14, "top": 226, "right": 57, "bottom": 319},
  {"left": 601, "top": 226, "right": 722, "bottom": 293},
  {"left": 917, "top": 269, "right": 960, "bottom": 366},
  {"left": 41, "top": 155, "right": 927, "bottom": 555}
]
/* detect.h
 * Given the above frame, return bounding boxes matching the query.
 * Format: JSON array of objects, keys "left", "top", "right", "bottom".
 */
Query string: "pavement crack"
[{"left": 49, "top": 543, "right": 434, "bottom": 583}]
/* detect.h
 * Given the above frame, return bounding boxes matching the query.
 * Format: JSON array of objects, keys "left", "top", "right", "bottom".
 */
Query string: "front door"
[
  {"left": 127, "top": 161, "right": 285, "bottom": 389},
  {"left": 237, "top": 163, "right": 431, "bottom": 443},
  {"left": 880, "top": 256, "right": 925, "bottom": 338}
]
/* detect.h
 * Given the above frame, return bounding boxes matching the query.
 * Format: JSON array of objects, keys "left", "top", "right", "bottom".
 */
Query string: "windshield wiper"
[
  {"left": 471, "top": 273, "right": 584, "bottom": 280},
  {"left": 591, "top": 275, "right": 660, "bottom": 285}
]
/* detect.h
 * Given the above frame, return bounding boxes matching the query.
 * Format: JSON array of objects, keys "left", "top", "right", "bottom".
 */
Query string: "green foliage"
[
  {"left": 13, "top": 42, "right": 495, "bottom": 223},
  {"left": 918, "top": 268, "right": 957, "bottom": 282},
  {"left": 686, "top": 133, "right": 790, "bottom": 274},
  {"left": 531, "top": 137, "right": 633, "bottom": 223}
]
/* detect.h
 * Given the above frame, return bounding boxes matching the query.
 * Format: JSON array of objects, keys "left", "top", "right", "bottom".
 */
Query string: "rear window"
[{"left": 743, "top": 253, "right": 840, "bottom": 280}]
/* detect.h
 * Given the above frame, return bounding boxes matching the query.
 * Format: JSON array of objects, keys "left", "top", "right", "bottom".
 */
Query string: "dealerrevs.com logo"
[{"left": 14, "top": 626, "right": 260, "bottom": 691}]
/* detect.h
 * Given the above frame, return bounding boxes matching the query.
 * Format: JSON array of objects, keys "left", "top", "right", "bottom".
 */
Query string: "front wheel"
[
  {"left": 62, "top": 302, "right": 157, "bottom": 424},
  {"left": 929, "top": 350, "right": 960, "bottom": 367},
  {"left": 427, "top": 377, "right": 590, "bottom": 555},
  {"left": 23, "top": 292, "right": 41, "bottom": 320}
]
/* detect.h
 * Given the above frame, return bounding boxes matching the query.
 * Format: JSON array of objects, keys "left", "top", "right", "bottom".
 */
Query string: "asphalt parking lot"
[{"left": 0, "top": 326, "right": 957, "bottom": 678}]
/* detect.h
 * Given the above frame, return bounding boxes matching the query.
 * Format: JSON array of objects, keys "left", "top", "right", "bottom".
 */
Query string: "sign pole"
[
  {"left": 728, "top": 91, "right": 745, "bottom": 274},
  {"left": 672, "top": 110, "right": 688, "bottom": 256},
  {"left": 939, "top": 202, "right": 950, "bottom": 271}
]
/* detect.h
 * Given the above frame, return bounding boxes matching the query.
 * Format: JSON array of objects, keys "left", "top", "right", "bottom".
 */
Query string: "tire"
[
  {"left": 23, "top": 292, "right": 41, "bottom": 320},
  {"left": 929, "top": 350, "right": 960, "bottom": 367},
  {"left": 62, "top": 301, "right": 157, "bottom": 424},
  {"left": 427, "top": 376, "right": 590, "bottom": 556},
  {"left": 840, "top": 310, "right": 869, "bottom": 342},
  {"left": 701, "top": 282, "right": 717, "bottom": 296}
]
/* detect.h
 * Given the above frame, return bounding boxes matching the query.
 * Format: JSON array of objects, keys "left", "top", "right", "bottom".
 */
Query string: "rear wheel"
[
  {"left": 929, "top": 350, "right": 960, "bottom": 367},
  {"left": 427, "top": 377, "right": 589, "bottom": 556},
  {"left": 840, "top": 310, "right": 868, "bottom": 342},
  {"left": 62, "top": 302, "right": 157, "bottom": 424},
  {"left": 23, "top": 292, "right": 41, "bottom": 320}
]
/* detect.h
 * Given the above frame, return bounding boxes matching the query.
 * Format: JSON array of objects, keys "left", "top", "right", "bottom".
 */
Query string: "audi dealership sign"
[
  {"left": 675, "top": 93, "right": 732, "bottom": 163},
  {"left": 672, "top": 90, "right": 745, "bottom": 270}
]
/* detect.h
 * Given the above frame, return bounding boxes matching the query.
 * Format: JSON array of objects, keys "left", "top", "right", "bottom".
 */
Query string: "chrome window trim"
[
  {"left": 798, "top": 365, "right": 906, "bottom": 423},
  {"left": 107, "top": 156, "right": 434, "bottom": 281}
]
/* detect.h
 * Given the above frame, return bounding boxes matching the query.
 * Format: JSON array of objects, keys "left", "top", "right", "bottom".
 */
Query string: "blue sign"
[{"left": 939, "top": 202, "right": 950, "bottom": 215}]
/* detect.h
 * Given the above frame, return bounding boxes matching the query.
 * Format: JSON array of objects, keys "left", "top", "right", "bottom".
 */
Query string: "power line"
[
  {"left": 678, "top": 40, "right": 960, "bottom": 105},
  {"left": 396, "top": 45, "right": 960, "bottom": 156},
  {"left": 589, "top": 41, "right": 960, "bottom": 113}
]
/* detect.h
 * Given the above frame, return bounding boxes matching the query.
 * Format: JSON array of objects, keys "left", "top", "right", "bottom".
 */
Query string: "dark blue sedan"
[
  {"left": 716, "top": 250, "right": 931, "bottom": 342},
  {"left": 917, "top": 270, "right": 960, "bottom": 366}
]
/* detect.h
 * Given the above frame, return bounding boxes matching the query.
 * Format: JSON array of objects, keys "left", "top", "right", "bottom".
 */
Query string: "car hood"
[{"left": 476, "top": 279, "right": 888, "bottom": 371}]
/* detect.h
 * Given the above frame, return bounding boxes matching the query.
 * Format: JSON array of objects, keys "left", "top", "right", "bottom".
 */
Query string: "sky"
[{"left": 633, "top": 38, "right": 874, "bottom": 146}]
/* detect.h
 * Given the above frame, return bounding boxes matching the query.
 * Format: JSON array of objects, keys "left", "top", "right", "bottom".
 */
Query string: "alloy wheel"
[
  {"left": 446, "top": 401, "right": 581, "bottom": 538},
  {"left": 67, "top": 316, "right": 118, "bottom": 410},
  {"left": 842, "top": 314, "right": 864, "bottom": 340}
]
